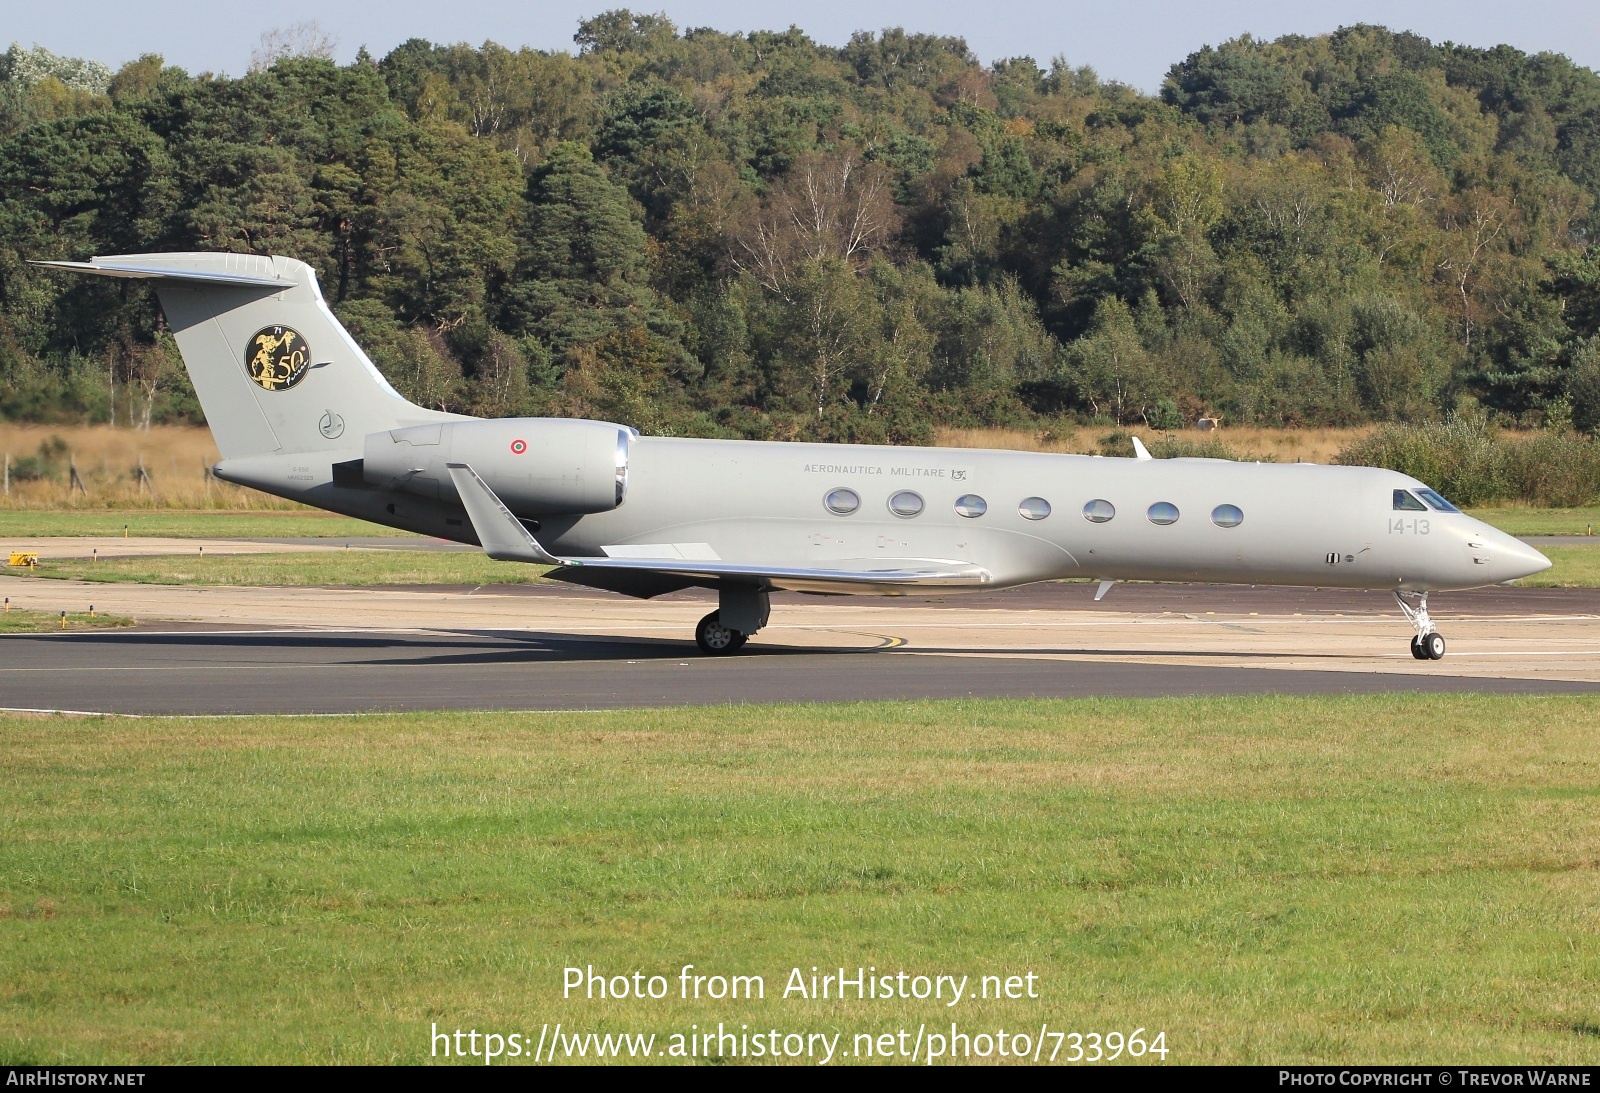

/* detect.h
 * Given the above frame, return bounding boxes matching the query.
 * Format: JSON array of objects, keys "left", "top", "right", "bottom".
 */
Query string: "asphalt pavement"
[{"left": 2, "top": 624, "right": 1595, "bottom": 715}]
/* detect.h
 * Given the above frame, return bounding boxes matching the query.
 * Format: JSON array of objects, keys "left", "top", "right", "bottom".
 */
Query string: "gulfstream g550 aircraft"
[{"left": 38, "top": 252, "right": 1551, "bottom": 658}]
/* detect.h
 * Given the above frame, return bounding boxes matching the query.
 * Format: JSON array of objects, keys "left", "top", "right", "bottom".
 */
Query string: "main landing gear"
[
  {"left": 1395, "top": 590, "right": 1446, "bottom": 660},
  {"left": 695, "top": 611, "right": 748, "bottom": 655},
  {"left": 694, "top": 586, "right": 771, "bottom": 656}
]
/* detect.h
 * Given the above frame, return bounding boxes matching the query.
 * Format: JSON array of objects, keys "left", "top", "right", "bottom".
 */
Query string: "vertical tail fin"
[{"left": 33, "top": 252, "right": 461, "bottom": 458}]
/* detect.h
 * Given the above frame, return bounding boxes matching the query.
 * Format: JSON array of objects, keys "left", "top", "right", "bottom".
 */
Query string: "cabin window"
[
  {"left": 1392, "top": 489, "right": 1428, "bottom": 512},
  {"left": 1211, "top": 504, "right": 1244, "bottom": 528},
  {"left": 954, "top": 494, "right": 987, "bottom": 518},
  {"left": 1415, "top": 488, "right": 1461, "bottom": 513},
  {"left": 1083, "top": 499, "right": 1115, "bottom": 523},
  {"left": 1147, "top": 501, "right": 1180, "bottom": 525},
  {"left": 824, "top": 487, "right": 860, "bottom": 515},
  {"left": 1018, "top": 497, "right": 1051, "bottom": 521},
  {"left": 888, "top": 490, "right": 925, "bottom": 518}
]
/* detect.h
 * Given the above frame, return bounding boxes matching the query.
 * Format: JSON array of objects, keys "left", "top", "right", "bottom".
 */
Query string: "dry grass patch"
[{"left": 0, "top": 424, "right": 290, "bottom": 510}]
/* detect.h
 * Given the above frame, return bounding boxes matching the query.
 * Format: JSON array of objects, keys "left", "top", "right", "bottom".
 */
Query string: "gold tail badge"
[{"left": 246, "top": 326, "right": 311, "bottom": 391}]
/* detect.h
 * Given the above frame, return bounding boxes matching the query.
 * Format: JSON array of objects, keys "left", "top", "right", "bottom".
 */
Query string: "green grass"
[
  {"left": 3, "top": 550, "right": 546, "bottom": 587},
  {"left": 0, "top": 510, "right": 408, "bottom": 539},
  {"left": 3, "top": 696, "right": 1599, "bottom": 1065},
  {"left": 1468, "top": 505, "right": 1600, "bottom": 536},
  {"left": 0, "top": 606, "right": 134, "bottom": 633},
  {"left": 1518, "top": 546, "right": 1600, "bottom": 587}
]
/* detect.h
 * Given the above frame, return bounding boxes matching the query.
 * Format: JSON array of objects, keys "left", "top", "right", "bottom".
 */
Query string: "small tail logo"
[{"left": 246, "top": 326, "right": 311, "bottom": 391}]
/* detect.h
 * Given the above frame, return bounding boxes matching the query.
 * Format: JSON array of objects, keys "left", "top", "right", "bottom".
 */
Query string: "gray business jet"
[{"left": 37, "top": 252, "right": 1552, "bottom": 658}]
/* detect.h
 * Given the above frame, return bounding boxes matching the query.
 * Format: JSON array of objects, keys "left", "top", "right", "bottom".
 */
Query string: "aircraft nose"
[{"left": 1482, "top": 527, "right": 1551, "bottom": 583}]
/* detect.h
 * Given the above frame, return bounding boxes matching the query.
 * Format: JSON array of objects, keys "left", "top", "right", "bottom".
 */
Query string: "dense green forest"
[{"left": 5, "top": 14, "right": 1600, "bottom": 442}]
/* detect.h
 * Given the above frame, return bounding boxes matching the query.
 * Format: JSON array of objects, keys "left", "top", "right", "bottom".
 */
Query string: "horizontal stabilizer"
[
  {"left": 32, "top": 258, "right": 296, "bottom": 290},
  {"left": 446, "top": 461, "right": 991, "bottom": 592}
]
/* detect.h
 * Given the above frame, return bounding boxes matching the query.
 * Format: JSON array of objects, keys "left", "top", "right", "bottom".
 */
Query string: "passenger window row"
[{"left": 824, "top": 488, "right": 1245, "bottom": 527}]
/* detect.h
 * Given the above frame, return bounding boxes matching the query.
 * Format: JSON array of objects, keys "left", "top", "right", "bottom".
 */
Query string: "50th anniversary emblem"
[{"left": 246, "top": 325, "right": 311, "bottom": 391}]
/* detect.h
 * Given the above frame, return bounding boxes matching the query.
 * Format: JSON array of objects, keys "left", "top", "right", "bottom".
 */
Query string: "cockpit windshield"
[
  {"left": 1393, "top": 489, "right": 1427, "bottom": 511},
  {"left": 1414, "top": 487, "right": 1461, "bottom": 513}
]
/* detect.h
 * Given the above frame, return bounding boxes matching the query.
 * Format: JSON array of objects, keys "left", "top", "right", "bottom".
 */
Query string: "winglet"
[
  {"left": 445, "top": 462, "right": 562, "bottom": 564},
  {"left": 1130, "top": 436, "right": 1153, "bottom": 461}
]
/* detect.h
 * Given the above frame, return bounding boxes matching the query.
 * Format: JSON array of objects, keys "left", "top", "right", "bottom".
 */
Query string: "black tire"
[
  {"left": 695, "top": 611, "right": 745, "bottom": 655},
  {"left": 1422, "top": 632, "right": 1446, "bottom": 660},
  {"left": 1410, "top": 636, "right": 1428, "bottom": 660}
]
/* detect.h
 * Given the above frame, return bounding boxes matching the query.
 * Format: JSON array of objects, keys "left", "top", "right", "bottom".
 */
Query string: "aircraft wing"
[{"left": 445, "top": 462, "right": 991, "bottom": 595}]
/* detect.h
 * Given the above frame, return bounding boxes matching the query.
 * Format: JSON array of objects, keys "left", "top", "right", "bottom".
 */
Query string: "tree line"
[{"left": 4, "top": 16, "right": 1600, "bottom": 442}]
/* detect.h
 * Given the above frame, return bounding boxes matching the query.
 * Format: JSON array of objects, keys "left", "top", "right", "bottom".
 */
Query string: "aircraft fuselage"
[{"left": 218, "top": 431, "right": 1546, "bottom": 596}]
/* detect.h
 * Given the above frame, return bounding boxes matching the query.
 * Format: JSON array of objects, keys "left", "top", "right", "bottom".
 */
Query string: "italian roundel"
[{"left": 245, "top": 326, "right": 312, "bottom": 392}]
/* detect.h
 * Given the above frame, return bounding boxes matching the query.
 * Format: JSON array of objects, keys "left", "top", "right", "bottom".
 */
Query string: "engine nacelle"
[{"left": 363, "top": 418, "right": 631, "bottom": 515}]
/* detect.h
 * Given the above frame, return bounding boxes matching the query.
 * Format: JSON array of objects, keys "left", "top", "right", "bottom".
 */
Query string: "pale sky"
[{"left": 8, "top": 0, "right": 1599, "bottom": 91}]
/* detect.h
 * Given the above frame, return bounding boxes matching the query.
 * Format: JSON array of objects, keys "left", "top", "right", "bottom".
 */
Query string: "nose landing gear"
[
  {"left": 1396, "top": 590, "right": 1446, "bottom": 660},
  {"left": 1409, "top": 631, "right": 1447, "bottom": 660}
]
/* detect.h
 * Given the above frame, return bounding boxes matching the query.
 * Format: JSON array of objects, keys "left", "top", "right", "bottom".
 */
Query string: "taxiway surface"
[
  {"left": 3, "top": 627, "right": 1597, "bottom": 715},
  {"left": 2, "top": 579, "right": 1598, "bottom": 713}
]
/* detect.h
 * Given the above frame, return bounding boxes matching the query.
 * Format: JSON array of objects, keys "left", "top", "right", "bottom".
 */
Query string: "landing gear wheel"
[
  {"left": 1421, "top": 631, "right": 1446, "bottom": 660},
  {"left": 1395, "top": 590, "right": 1446, "bottom": 663},
  {"left": 695, "top": 611, "right": 747, "bottom": 655}
]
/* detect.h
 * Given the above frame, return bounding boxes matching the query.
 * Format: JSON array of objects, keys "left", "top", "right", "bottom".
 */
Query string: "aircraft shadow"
[
  {"left": 19, "top": 627, "right": 844, "bottom": 665},
  {"left": 22, "top": 629, "right": 1378, "bottom": 666},
  {"left": 35, "top": 630, "right": 448, "bottom": 652}
]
